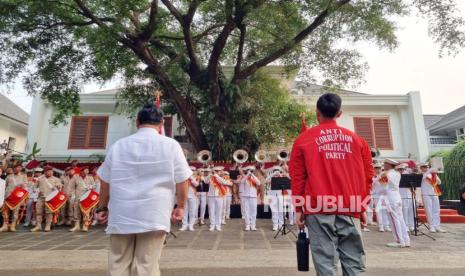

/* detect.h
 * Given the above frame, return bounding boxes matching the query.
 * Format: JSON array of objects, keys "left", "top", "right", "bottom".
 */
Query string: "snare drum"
[
  {"left": 5, "top": 187, "right": 29, "bottom": 210},
  {"left": 79, "top": 190, "right": 100, "bottom": 214},
  {"left": 45, "top": 190, "right": 68, "bottom": 213}
]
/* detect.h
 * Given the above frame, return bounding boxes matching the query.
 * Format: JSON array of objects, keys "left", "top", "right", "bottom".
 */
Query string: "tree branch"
[
  {"left": 234, "top": 24, "right": 246, "bottom": 78},
  {"left": 140, "top": 0, "right": 159, "bottom": 41},
  {"left": 161, "top": 0, "right": 202, "bottom": 76},
  {"left": 73, "top": 0, "right": 107, "bottom": 28},
  {"left": 233, "top": 0, "right": 350, "bottom": 83}
]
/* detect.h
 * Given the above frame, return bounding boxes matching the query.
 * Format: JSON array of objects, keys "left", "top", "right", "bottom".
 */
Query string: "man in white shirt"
[
  {"left": 206, "top": 166, "right": 230, "bottom": 231},
  {"left": 420, "top": 163, "right": 445, "bottom": 233},
  {"left": 239, "top": 165, "right": 261, "bottom": 231},
  {"left": 96, "top": 104, "right": 192, "bottom": 276},
  {"left": 382, "top": 159, "right": 410, "bottom": 248}
]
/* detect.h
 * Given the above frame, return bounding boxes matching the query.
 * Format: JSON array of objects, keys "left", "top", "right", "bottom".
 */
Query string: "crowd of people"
[
  {"left": 0, "top": 157, "right": 448, "bottom": 241},
  {"left": 0, "top": 161, "right": 101, "bottom": 233},
  {"left": 365, "top": 160, "right": 446, "bottom": 248}
]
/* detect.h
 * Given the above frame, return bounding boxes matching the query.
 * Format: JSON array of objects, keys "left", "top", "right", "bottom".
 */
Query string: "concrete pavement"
[{"left": 0, "top": 219, "right": 464, "bottom": 275}]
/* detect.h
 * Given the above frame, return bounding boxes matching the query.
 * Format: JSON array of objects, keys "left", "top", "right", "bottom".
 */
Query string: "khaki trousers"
[{"left": 109, "top": 231, "right": 166, "bottom": 276}]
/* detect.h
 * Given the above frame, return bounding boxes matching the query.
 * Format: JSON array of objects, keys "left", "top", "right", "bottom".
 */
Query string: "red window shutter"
[
  {"left": 88, "top": 117, "right": 108, "bottom": 149},
  {"left": 373, "top": 118, "right": 393, "bottom": 149},
  {"left": 68, "top": 116, "right": 108, "bottom": 149},
  {"left": 353, "top": 117, "right": 374, "bottom": 147},
  {"left": 164, "top": 117, "right": 173, "bottom": 137},
  {"left": 69, "top": 117, "right": 90, "bottom": 149}
]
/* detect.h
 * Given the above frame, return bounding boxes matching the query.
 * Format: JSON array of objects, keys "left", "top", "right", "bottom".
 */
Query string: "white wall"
[
  {"left": 27, "top": 95, "right": 135, "bottom": 161},
  {"left": 0, "top": 116, "right": 28, "bottom": 153}
]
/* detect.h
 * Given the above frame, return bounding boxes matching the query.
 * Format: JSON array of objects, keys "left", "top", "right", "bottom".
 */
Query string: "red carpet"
[{"left": 417, "top": 208, "right": 465, "bottom": 223}]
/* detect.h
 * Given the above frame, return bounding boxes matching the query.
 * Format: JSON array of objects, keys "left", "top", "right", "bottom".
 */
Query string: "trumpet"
[
  {"left": 197, "top": 150, "right": 212, "bottom": 164},
  {"left": 277, "top": 149, "right": 289, "bottom": 162},
  {"left": 254, "top": 150, "right": 267, "bottom": 163},
  {"left": 233, "top": 149, "right": 249, "bottom": 164}
]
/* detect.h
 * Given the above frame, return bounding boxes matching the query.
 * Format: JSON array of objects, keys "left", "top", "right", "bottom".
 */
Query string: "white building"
[
  {"left": 0, "top": 93, "right": 29, "bottom": 154},
  {"left": 26, "top": 76, "right": 430, "bottom": 162},
  {"left": 424, "top": 105, "right": 465, "bottom": 153}
]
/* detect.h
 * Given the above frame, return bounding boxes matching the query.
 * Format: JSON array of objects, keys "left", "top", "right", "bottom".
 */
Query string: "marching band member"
[
  {"left": 280, "top": 163, "right": 295, "bottom": 225},
  {"left": 266, "top": 166, "right": 284, "bottom": 231},
  {"left": 206, "top": 166, "right": 230, "bottom": 231},
  {"left": 239, "top": 165, "right": 261, "bottom": 231},
  {"left": 60, "top": 167, "right": 76, "bottom": 226},
  {"left": 23, "top": 168, "right": 40, "bottom": 227},
  {"left": 30, "top": 166, "right": 63, "bottom": 232},
  {"left": 420, "top": 163, "right": 446, "bottom": 233},
  {"left": 180, "top": 167, "right": 199, "bottom": 231},
  {"left": 69, "top": 166, "right": 96, "bottom": 232},
  {"left": 0, "top": 167, "right": 5, "bottom": 209},
  {"left": 381, "top": 159, "right": 410, "bottom": 248},
  {"left": 196, "top": 168, "right": 210, "bottom": 225},
  {"left": 1, "top": 164, "right": 27, "bottom": 232},
  {"left": 372, "top": 163, "right": 391, "bottom": 232},
  {"left": 222, "top": 171, "right": 233, "bottom": 224},
  {"left": 397, "top": 163, "right": 415, "bottom": 231},
  {"left": 91, "top": 167, "right": 101, "bottom": 226}
]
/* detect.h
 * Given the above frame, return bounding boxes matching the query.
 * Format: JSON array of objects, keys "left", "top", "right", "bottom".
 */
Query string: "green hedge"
[{"left": 443, "top": 140, "right": 465, "bottom": 200}]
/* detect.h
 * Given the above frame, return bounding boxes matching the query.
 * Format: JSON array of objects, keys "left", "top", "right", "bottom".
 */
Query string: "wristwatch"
[{"left": 96, "top": 206, "right": 109, "bottom": 213}]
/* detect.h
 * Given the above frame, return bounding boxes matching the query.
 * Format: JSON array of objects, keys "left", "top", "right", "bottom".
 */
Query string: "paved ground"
[{"left": 1, "top": 219, "right": 464, "bottom": 275}]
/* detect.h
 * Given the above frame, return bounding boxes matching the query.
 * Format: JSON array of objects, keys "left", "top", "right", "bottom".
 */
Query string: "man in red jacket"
[{"left": 290, "top": 93, "right": 374, "bottom": 276}]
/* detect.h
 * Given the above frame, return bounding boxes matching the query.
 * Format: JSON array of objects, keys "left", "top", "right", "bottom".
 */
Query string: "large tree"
[{"left": 1, "top": 0, "right": 464, "bottom": 157}]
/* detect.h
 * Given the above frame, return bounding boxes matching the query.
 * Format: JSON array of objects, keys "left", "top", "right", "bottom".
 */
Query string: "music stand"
[
  {"left": 271, "top": 177, "right": 297, "bottom": 239},
  {"left": 400, "top": 174, "right": 436, "bottom": 241}
]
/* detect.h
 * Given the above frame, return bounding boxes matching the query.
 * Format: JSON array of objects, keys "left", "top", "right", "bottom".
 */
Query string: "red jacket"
[{"left": 289, "top": 120, "right": 374, "bottom": 218}]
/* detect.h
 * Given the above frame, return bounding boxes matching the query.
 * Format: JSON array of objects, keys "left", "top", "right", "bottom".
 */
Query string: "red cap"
[{"left": 43, "top": 165, "right": 54, "bottom": 172}]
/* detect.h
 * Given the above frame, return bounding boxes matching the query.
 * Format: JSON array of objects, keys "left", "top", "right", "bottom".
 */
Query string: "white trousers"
[
  {"left": 374, "top": 197, "right": 390, "bottom": 227},
  {"left": 242, "top": 196, "right": 258, "bottom": 227},
  {"left": 401, "top": 198, "right": 415, "bottom": 229},
  {"left": 239, "top": 194, "right": 245, "bottom": 219},
  {"left": 268, "top": 194, "right": 284, "bottom": 227},
  {"left": 223, "top": 196, "right": 232, "bottom": 219},
  {"left": 197, "top": 192, "right": 207, "bottom": 220},
  {"left": 366, "top": 199, "right": 374, "bottom": 225},
  {"left": 208, "top": 196, "right": 224, "bottom": 227},
  {"left": 182, "top": 197, "right": 198, "bottom": 227},
  {"left": 387, "top": 200, "right": 410, "bottom": 245},
  {"left": 422, "top": 195, "right": 441, "bottom": 229}
]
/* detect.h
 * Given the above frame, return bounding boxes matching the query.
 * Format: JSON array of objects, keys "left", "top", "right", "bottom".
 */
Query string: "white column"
[{"left": 407, "top": 91, "right": 430, "bottom": 162}]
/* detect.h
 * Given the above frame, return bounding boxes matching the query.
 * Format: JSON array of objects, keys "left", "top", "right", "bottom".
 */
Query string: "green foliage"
[
  {"left": 443, "top": 141, "right": 465, "bottom": 199},
  {"left": 203, "top": 71, "right": 315, "bottom": 159},
  {"left": 428, "top": 149, "right": 451, "bottom": 161},
  {"left": 0, "top": 0, "right": 464, "bottom": 154}
]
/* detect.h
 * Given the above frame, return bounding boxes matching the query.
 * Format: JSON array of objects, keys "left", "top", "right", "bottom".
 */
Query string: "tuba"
[
  {"left": 197, "top": 150, "right": 212, "bottom": 165},
  {"left": 277, "top": 149, "right": 290, "bottom": 162},
  {"left": 233, "top": 149, "right": 249, "bottom": 164},
  {"left": 254, "top": 150, "right": 267, "bottom": 163}
]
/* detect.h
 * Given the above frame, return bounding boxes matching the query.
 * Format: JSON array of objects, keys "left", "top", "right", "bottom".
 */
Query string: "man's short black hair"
[
  {"left": 137, "top": 104, "right": 164, "bottom": 125},
  {"left": 316, "top": 93, "right": 342, "bottom": 118}
]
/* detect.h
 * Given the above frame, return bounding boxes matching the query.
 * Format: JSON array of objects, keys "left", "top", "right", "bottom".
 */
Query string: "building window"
[
  {"left": 353, "top": 117, "right": 393, "bottom": 150},
  {"left": 68, "top": 116, "right": 109, "bottom": 149}
]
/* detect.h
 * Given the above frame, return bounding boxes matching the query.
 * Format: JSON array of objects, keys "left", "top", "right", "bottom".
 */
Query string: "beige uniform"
[
  {"left": 71, "top": 175, "right": 95, "bottom": 223},
  {"left": 35, "top": 175, "right": 62, "bottom": 225},
  {"left": 60, "top": 175, "right": 76, "bottom": 223},
  {"left": 3, "top": 174, "right": 28, "bottom": 224}
]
